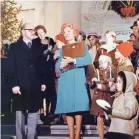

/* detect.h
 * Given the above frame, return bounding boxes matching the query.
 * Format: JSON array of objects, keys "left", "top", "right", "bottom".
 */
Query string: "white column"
[
  {"left": 43, "top": 1, "right": 64, "bottom": 38},
  {"left": 62, "top": 1, "right": 81, "bottom": 29},
  {"left": 43, "top": 1, "right": 81, "bottom": 38}
]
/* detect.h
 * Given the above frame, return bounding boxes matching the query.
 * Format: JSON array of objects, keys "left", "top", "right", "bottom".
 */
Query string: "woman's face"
[
  {"left": 130, "top": 35, "right": 136, "bottom": 41},
  {"left": 63, "top": 27, "right": 75, "bottom": 42},
  {"left": 37, "top": 29, "right": 46, "bottom": 40},
  {"left": 116, "top": 76, "right": 123, "bottom": 92},
  {"left": 88, "top": 36, "right": 97, "bottom": 46},
  {"left": 99, "top": 60, "right": 109, "bottom": 70},
  {"left": 115, "top": 49, "right": 123, "bottom": 60},
  {"left": 133, "top": 26, "right": 139, "bottom": 36}
]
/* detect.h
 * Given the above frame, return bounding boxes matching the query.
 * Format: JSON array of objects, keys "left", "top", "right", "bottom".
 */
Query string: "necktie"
[{"left": 28, "top": 42, "right": 32, "bottom": 49}]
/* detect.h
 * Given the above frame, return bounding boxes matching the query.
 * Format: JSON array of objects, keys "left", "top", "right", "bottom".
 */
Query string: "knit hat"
[
  {"left": 55, "top": 33, "right": 67, "bottom": 44},
  {"left": 116, "top": 42, "right": 133, "bottom": 57},
  {"left": 87, "top": 32, "right": 101, "bottom": 39},
  {"left": 99, "top": 52, "right": 112, "bottom": 63}
]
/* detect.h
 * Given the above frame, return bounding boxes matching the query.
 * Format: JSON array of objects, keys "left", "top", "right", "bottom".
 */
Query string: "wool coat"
[
  {"left": 7, "top": 39, "right": 46, "bottom": 113},
  {"left": 55, "top": 44, "right": 92, "bottom": 114}
]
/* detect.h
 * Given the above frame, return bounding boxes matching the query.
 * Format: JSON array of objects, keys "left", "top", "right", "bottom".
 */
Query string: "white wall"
[
  {"left": 16, "top": 1, "right": 81, "bottom": 38},
  {"left": 16, "top": 1, "right": 139, "bottom": 41}
]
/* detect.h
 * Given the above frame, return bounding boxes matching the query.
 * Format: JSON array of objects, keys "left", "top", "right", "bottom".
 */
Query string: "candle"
[
  {"left": 97, "top": 69, "right": 100, "bottom": 81},
  {"left": 43, "top": 98, "right": 46, "bottom": 116},
  {"left": 109, "top": 66, "right": 112, "bottom": 79}
]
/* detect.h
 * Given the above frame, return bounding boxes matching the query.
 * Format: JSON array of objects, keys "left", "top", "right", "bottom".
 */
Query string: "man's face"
[
  {"left": 37, "top": 29, "right": 46, "bottom": 40},
  {"left": 22, "top": 24, "right": 34, "bottom": 40},
  {"left": 133, "top": 26, "right": 139, "bottom": 36},
  {"left": 88, "top": 36, "right": 97, "bottom": 46}
]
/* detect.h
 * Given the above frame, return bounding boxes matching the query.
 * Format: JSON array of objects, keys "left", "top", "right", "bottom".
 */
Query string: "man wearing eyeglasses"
[{"left": 7, "top": 23, "right": 46, "bottom": 139}]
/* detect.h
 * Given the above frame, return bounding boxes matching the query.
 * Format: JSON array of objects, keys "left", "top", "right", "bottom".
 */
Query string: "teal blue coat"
[{"left": 55, "top": 44, "right": 92, "bottom": 114}]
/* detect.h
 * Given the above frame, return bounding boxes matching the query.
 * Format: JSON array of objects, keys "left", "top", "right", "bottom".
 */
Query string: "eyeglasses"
[{"left": 23, "top": 29, "right": 34, "bottom": 32}]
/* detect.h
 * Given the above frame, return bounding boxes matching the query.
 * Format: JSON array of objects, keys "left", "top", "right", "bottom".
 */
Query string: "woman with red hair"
[{"left": 55, "top": 23, "right": 92, "bottom": 139}]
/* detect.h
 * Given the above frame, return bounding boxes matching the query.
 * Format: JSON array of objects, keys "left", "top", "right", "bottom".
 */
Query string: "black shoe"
[
  {"left": 50, "top": 117, "right": 61, "bottom": 125},
  {"left": 104, "top": 132, "right": 108, "bottom": 139},
  {"left": 47, "top": 113, "right": 55, "bottom": 118}
]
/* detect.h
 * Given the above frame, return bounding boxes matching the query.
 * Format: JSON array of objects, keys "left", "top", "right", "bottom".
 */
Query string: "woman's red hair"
[
  {"left": 61, "top": 23, "right": 79, "bottom": 38},
  {"left": 35, "top": 25, "right": 47, "bottom": 36}
]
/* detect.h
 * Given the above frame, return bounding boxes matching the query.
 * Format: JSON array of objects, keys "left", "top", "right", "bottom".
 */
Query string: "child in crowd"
[
  {"left": 90, "top": 52, "right": 117, "bottom": 139},
  {"left": 115, "top": 42, "right": 134, "bottom": 72},
  {"left": 54, "top": 33, "right": 67, "bottom": 60},
  {"left": 52, "top": 33, "right": 67, "bottom": 125},
  {"left": 95, "top": 30, "right": 118, "bottom": 68},
  {"left": 104, "top": 71, "right": 138, "bottom": 139}
]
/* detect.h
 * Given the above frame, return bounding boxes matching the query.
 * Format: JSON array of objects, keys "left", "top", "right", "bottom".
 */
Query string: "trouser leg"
[
  {"left": 16, "top": 111, "right": 25, "bottom": 139},
  {"left": 27, "top": 112, "right": 38, "bottom": 139}
]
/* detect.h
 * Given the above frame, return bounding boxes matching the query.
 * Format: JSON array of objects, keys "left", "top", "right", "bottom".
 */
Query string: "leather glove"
[{"left": 89, "top": 81, "right": 97, "bottom": 89}]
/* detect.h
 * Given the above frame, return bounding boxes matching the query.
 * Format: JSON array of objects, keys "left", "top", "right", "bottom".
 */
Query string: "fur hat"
[
  {"left": 87, "top": 32, "right": 101, "bottom": 39},
  {"left": 99, "top": 52, "right": 112, "bottom": 63},
  {"left": 130, "top": 21, "right": 138, "bottom": 29},
  {"left": 55, "top": 33, "right": 67, "bottom": 44},
  {"left": 116, "top": 42, "right": 133, "bottom": 57},
  {"left": 79, "top": 31, "right": 86, "bottom": 36}
]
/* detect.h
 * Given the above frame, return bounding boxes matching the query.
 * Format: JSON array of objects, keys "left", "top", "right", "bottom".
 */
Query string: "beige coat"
[
  {"left": 117, "top": 58, "right": 134, "bottom": 73},
  {"left": 109, "top": 71, "right": 139, "bottom": 136}
]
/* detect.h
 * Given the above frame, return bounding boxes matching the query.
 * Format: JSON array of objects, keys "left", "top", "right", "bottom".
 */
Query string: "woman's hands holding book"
[{"left": 60, "top": 57, "right": 76, "bottom": 69}]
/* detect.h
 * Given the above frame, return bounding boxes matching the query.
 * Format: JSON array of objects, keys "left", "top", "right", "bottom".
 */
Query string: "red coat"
[{"left": 90, "top": 66, "right": 117, "bottom": 116}]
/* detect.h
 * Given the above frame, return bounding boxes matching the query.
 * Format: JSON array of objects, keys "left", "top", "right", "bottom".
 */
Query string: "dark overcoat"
[{"left": 7, "top": 39, "right": 46, "bottom": 113}]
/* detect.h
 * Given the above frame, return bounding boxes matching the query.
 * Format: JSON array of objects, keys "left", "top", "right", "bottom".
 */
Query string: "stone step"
[
  {"left": 1, "top": 135, "right": 100, "bottom": 139},
  {"left": 1, "top": 135, "right": 139, "bottom": 139},
  {"left": 2, "top": 125, "right": 139, "bottom": 136}
]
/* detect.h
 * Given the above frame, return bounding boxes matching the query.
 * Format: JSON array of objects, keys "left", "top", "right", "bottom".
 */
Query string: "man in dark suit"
[{"left": 7, "top": 23, "right": 46, "bottom": 139}]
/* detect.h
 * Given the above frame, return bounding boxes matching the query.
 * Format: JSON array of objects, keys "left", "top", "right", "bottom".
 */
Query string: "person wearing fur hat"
[
  {"left": 90, "top": 52, "right": 117, "bottom": 139},
  {"left": 95, "top": 30, "right": 118, "bottom": 68},
  {"left": 115, "top": 42, "right": 134, "bottom": 72},
  {"left": 77, "top": 31, "right": 86, "bottom": 42},
  {"left": 87, "top": 32, "right": 101, "bottom": 63},
  {"left": 85, "top": 32, "right": 101, "bottom": 84},
  {"left": 103, "top": 71, "right": 138, "bottom": 139},
  {"left": 55, "top": 23, "right": 91, "bottom": 139}
]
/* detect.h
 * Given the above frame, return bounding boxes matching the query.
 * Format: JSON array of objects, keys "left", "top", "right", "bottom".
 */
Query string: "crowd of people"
[{"left": 1, "top": 18, "right": 139, "bottom": 139}]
